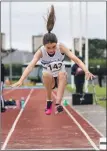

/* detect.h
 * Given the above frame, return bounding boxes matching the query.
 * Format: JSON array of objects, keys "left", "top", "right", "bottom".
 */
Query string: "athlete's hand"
[
  {"left": 85, "top": 71, "right": 95, "bottom": 80},
  {"left": 11, "top": 80, "right": 23, "bottom": 88}
]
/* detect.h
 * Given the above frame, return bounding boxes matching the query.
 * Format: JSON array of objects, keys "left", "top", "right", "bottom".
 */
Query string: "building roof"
[{"left": 2, "top": 50, "right": 33, "bottom": 64}]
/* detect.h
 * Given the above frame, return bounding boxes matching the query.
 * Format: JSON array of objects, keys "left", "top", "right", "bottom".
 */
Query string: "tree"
[{"left": 82, "top": 39, "right": 107, "bottom": 59}]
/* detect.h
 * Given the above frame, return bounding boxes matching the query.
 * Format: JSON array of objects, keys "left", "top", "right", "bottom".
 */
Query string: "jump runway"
[{"left": 1, "top": 88, "right": 104, "bottom": 150}]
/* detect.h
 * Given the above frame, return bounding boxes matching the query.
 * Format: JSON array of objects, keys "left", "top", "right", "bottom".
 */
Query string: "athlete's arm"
[
  {"left": 20, "top": 49, "right": 42, "bottom": 82},
  {"left": 60, "top": 44, "right": 95, "bottom": 80},
  {"left": 11, "top": 49, "right": 42, "bottom": 87}
]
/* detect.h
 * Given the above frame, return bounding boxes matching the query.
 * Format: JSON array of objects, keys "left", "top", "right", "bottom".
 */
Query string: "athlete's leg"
[
  {"left": 42, "top": 71, "right": 55, "bottom": 100},
  {"left": 54, "top": 71, "right": 67, "bottom": 114},
  {"left": 42, "top": 71, "right": 55, "bottom": 115},
  {"left": 56, "top": 71, "right": 67, "bottom": 104}
]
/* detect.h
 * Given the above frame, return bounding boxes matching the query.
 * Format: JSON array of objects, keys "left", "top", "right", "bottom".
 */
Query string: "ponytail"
[
  {"left": 46, "top": 5, "right": 56, "bottom": 33},
  {"left": 43, "top": 5, "right": 57, "bottom": 45}
]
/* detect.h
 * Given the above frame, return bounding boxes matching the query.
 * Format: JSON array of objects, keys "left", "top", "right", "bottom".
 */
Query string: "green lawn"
[{"left": 66, "top": 84, "right": 106, "bottom": 108}]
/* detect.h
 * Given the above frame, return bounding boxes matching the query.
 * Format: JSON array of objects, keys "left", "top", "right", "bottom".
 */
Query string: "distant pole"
[
  {"left": 85, "top": 2, "right": 89, "bottom": 92},
  {"left": 69, "top": 2, "right": 74, "bottom": 88},
  {"left": 32, "top": 36, "right": 34, "bottom": 53},
  {"left": 9, "top": 1, "right": 12, "bottom": 81},
  {"left": 79, "top": 2, "right": 82, "bottom": 57}
]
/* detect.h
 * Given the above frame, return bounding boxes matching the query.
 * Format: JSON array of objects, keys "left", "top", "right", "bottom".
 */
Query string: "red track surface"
[
  {"left": 1, "top": 89, "right": 30, "bottom": 145},
  {"left": 1, "top": 88, "right": 102, "bottom": 150}
]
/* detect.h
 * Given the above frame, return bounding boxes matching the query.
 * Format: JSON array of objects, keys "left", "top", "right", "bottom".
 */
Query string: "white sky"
[{"left": 1, "top": 2, "right": 106, "bottom": 52}]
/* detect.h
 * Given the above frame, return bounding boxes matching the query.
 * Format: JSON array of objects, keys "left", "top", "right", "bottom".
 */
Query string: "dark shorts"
[{"left": 52, "top": 77, "right": 58, "bottom": 89}]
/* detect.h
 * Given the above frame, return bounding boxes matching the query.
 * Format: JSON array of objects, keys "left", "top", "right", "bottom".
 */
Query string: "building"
[
  {"left": 1, "top": 33, "right": 5, "bottom": 50},
  {"left": 2, "top": 49, "right": 33, "bottom": 64},
  {"left": 32, "top": 34, "right": 43, "bottom": 53},
  {"left": 74, "top": 37, "right": 85, "bottom": 52},
  {"left": 1, "top": 33, "right": 7, "bottom": 59}
]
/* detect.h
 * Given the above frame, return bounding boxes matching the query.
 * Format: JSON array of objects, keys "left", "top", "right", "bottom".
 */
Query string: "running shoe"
[
  {"left": 45, "top": 101, "right": 53, "bottom": 115},
  {"left": 55, "top": 104, "right": 63, "bottom": 114}
]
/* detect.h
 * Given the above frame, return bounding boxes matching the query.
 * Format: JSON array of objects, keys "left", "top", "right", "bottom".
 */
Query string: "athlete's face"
[{"left": 45, "top": 43, "right": 57, "bottom": 55}]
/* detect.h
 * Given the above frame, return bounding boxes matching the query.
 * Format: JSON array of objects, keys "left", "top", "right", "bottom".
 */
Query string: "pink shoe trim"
[{"left": 45, "top": 104, "right": 52, "bottom": 115}]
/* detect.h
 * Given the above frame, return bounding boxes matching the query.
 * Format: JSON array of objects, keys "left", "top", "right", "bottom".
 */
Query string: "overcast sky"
[{"left": 1, "top": 2, "right": 106, "bottom": 52}]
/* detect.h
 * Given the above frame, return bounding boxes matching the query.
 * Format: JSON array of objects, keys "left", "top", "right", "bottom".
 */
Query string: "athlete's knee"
[
  {"left": 42, "top": 72, "right": 53, "bottom": 81},
  {"left": 58, "top": 72, "right": 67, "bottom": 80}
]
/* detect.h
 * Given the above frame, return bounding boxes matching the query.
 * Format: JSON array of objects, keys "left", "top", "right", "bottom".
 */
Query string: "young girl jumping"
[{"left": 11, "top": 5, "right": 95, "bottom": 115}]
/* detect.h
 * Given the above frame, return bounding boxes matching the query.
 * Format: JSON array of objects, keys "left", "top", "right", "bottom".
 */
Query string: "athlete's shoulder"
[
  {"left": 40, "top": 45, "right": 45, "bottom": 50},
  {"left": 58, "top": 42, "right": 68, "bottom": 53},
  {"left": 58, "top": 42, "right": 68, "bottom": 48}
]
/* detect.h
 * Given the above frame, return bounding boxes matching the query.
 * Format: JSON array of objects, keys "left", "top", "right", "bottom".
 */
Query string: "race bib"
[{"left": 47, "top": 61, "right": 63, "bottom": 72}]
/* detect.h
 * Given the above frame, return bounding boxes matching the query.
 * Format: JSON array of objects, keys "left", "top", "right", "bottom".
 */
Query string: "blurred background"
[{"left": 1, "top": 2, "right": 106, "bottom": 103}]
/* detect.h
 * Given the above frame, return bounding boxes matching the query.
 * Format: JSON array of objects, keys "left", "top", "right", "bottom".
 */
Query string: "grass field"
[{"left": 66, "top": 84, "right": 106, "bottom": 108}]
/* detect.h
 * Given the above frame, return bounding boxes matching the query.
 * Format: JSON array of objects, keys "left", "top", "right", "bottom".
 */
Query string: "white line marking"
[
  {"left": 63, "top": 94, "right": 104, "bottom": 137},
  {"left": 62, "top": 106, "right": 99, "bottom": 150},
  {"left": 1, "top": 89, "right": 34, "bottom": 150},
  {"left": 69, "top": 106, "right": 104, "bottom": 137},
  {"left": 8, "top": 148, "right": 96, "bottom": 150},
  {"left": 52, "top": 92, "right": 99, "bottom": 150}
]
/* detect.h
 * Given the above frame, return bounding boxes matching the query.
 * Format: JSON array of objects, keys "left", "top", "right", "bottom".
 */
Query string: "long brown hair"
[
  {"left": 46, "top": 5, "right": 56, "bottom": 33},
  {"left": 43, "top": 5, "right": 57, "bottom": 45}
]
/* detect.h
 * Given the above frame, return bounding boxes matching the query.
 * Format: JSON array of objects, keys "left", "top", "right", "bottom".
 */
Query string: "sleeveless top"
[{"left": 40, "top": 43, "right": 66, "bottom": 77}]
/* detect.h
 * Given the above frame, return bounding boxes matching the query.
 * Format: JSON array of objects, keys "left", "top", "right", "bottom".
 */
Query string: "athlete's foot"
[
  {"left": 55, "top": 104, "right": 63, "bottom": 114},
  {"left": 45, "top": 101, "right": 53, "bottom": 115}
]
